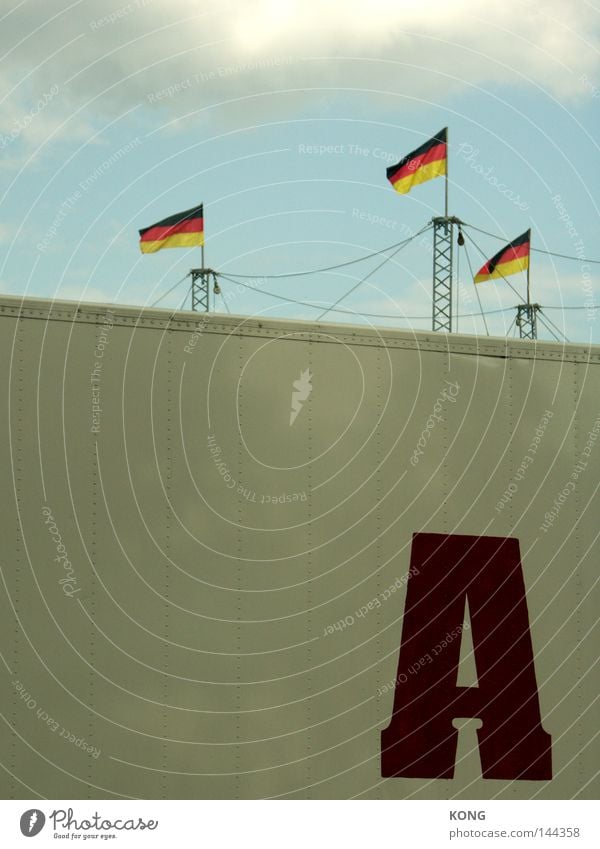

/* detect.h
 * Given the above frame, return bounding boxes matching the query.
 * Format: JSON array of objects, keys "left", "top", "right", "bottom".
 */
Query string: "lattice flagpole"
[
  {"left": 190, "top": 268, "right": 209, "bottom": 312},
  {"left": 516, "top": 229, "right": 537, "bottom": 340},
  {"left": 516, "top": 303, "right": 539, "bottom": 340},
  {"left": 191, "top": 218, "right": 209, "bottom": 312},
  {"left": 431, "top": 131, "right": 457, "bottom": 333},
  {"left": 432, "top": 216, "right": 454, "bottom": 332}
]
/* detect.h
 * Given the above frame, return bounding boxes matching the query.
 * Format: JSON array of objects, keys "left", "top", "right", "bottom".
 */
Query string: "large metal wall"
[{"left": 0, "top": 294, "right": 598, "bottom": 799}]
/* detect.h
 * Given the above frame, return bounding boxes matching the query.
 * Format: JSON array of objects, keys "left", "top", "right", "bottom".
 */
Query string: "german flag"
[
  {"left": 474, "top": 230, "right": 531, "bottom": 284},
  {"left": 139, "top": 204, "right": 204, "bottom": 253},
  {"left": 386, "top": 128, "right": 447, "bottom": 195}
]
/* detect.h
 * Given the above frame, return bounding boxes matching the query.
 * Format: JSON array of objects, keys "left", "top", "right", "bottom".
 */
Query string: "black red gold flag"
[
  {"left": 386, "top": 129, "right": 447, "bottom": 194},
  {"left": 139, "top": 204, "right": 204, "bottom": 253},
  {"left": 474, "top": 230, "right": 531, "bottom": 284}
]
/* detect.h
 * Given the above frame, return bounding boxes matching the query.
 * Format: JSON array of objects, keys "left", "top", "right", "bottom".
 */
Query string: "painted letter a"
[{"left": 381, "top": 533, "right": 551, "bottom": 780}]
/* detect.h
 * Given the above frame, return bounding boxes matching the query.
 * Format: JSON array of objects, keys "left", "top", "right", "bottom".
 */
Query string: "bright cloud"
[{"left": 0, "top": 0, "right": 597, "bottom": 138}]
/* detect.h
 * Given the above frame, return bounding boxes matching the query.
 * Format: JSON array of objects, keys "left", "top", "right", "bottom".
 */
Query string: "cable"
[
  {"left": 543, "top": 304, "right": 599, "bottom": 310},
  {"left": 217, "top": 272, "right": 521, "bottom": 320},
  {"left": 537, "top": 312, "right": 562, "bottom": 343},
  {"left": 218, "top": 271, "right": 596, "bottom": 320},
  {"left": 145, "top": 218, "right": 596, "bottom": 321},
  {"left": 456, "top": 234, "right": 460, "bottom": 335},
  {"left": 177, "top": 280, "right": 194, "bottom": 313},
  {"left": 463, "top": 222, "right": 600, "bottom": 265},
  {"left": 154, "top": 279, "right": 193, "bottom": 316},
  {"left": 220, "top": 271, "right": 586, "bottom": 322},
  {"left": 315, "top": 223, "right": 432, "bottom": 321},
  {"left": 149, "top": 272, "right": 190, "bottom": 308},
  {"left": 460, "top": 234, "right": 490, "bottom": 336},
  {"left": 219, "top": 282, "right": 231, "bottom": 314},
  {"left": 217, "top": 227, "right": 432, "bottom": 280},
  {"left": 539, "top": 309, "right": 570, "bottom": 343}
]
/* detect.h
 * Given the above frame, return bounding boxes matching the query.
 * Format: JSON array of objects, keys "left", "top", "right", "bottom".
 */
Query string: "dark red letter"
[{"left": 381, "top": 533, "right": 551, "bottom": 780}]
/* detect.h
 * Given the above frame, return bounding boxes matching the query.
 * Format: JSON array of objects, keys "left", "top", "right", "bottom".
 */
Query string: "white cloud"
[{"left": 0, "top": 0, "right": 597, "bottom": 142}]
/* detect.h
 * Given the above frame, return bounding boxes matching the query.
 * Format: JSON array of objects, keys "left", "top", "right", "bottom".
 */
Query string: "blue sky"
[{"left": 1, "top": 0, "right": 598, "bottom": 342}]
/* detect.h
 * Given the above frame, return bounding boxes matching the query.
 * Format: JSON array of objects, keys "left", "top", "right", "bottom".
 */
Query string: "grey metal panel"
[{"left": 0, "top": 293, "right": 598, "bottom": 799}]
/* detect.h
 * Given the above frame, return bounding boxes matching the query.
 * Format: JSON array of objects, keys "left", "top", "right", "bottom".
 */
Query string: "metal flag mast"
[
  {"left": 431, "top": 128, "right": 462, "bottom": 333},
  {"left": 190, "top": 208, "right": 220, "bottom": 312},
  {"left": 515, "top": 228, "right": 538, "bottom": 339}
]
